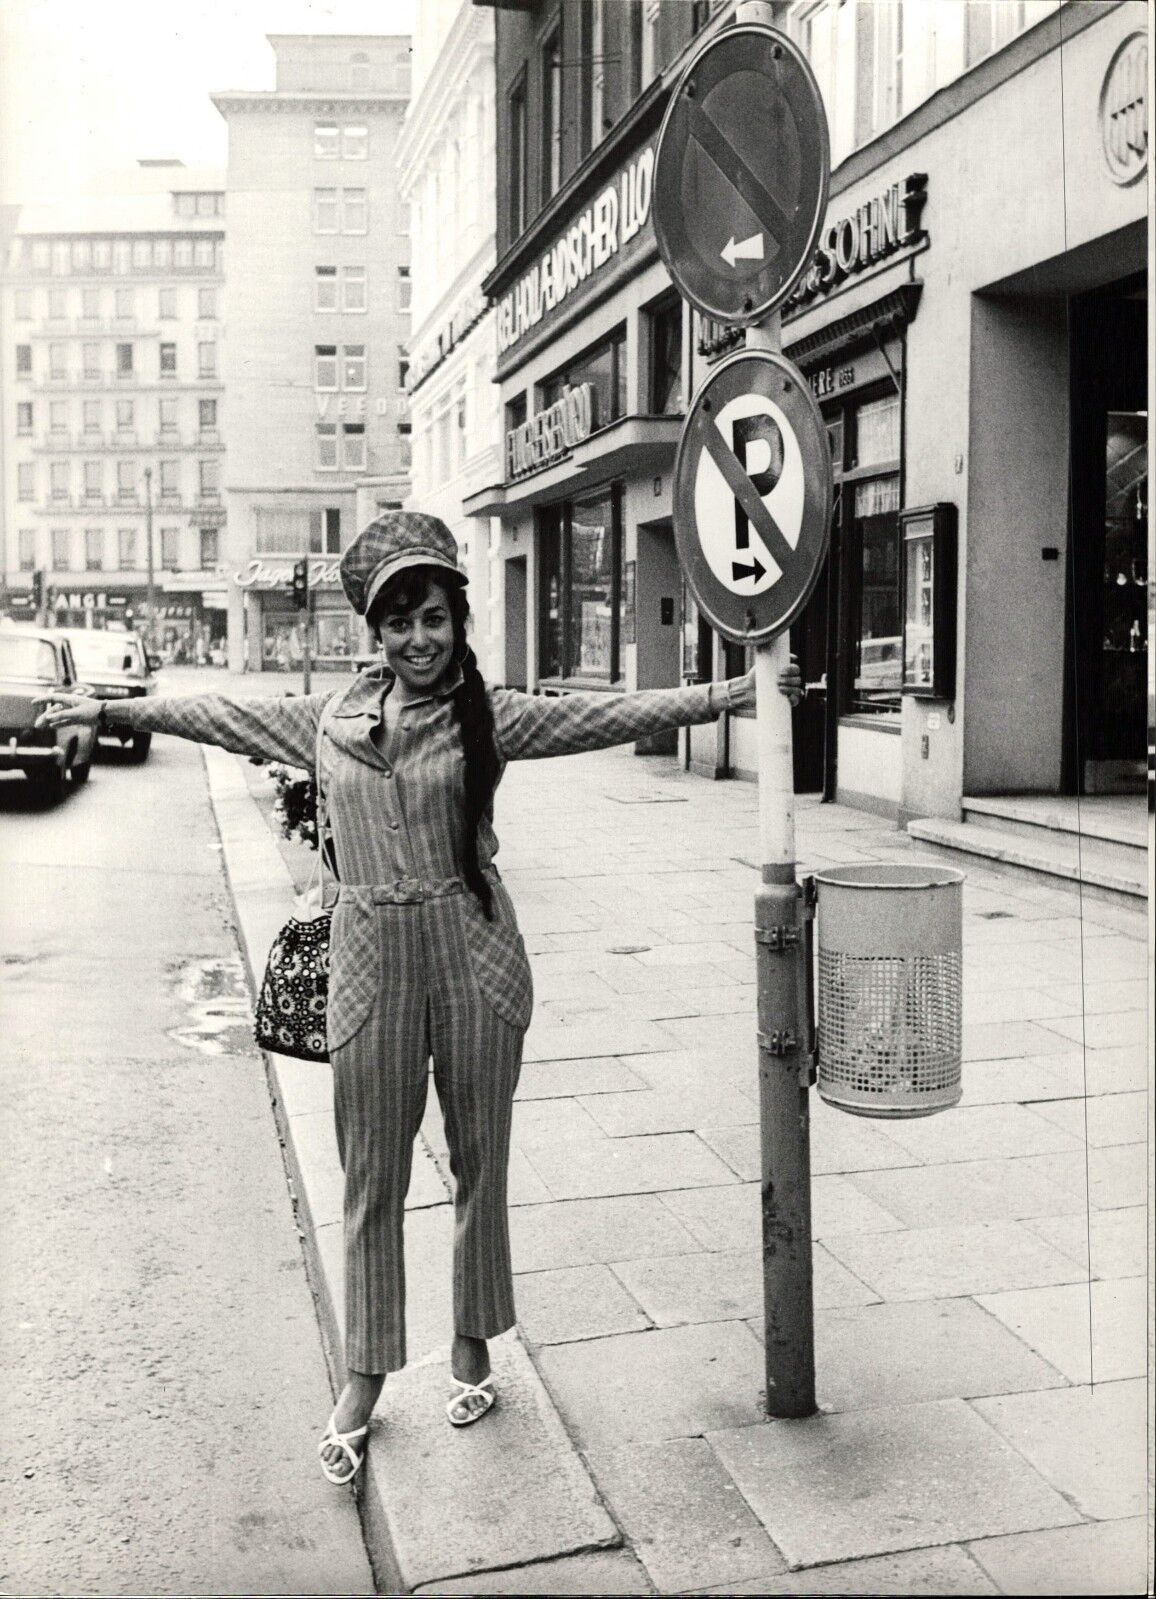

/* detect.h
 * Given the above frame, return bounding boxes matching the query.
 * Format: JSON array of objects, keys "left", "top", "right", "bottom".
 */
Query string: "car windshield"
[
  {"left": 67, "top": 634, "right": 145, "bottom": 674},
  {"left": 0, "top": 635, "right": 57, "bottom": 682}
]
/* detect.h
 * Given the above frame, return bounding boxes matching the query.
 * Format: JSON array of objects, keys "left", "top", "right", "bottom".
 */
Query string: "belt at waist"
[{"left": 335, "top": 872, "right": 493, "bottom": 906}]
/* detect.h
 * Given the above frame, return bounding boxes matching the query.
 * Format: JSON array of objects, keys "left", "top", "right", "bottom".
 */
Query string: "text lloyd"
[{"left": 497, "top": 146, "right": 654, "bottom": 354}]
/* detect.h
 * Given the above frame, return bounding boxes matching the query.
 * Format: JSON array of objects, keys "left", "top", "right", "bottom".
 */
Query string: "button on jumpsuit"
[{"left": 110, "top": 670, "right": 720, "bottom": 1374}]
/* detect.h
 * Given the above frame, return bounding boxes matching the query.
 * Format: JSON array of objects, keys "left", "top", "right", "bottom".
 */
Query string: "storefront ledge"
[
  {"left": 464, "top": 416, "right": 682, "bottom": 517},
  {"left": 835, "top": 785, "right": 902, "bottom": 822},
  {"left": 839, "top": 713, "right": 903, "bottom": 735}
]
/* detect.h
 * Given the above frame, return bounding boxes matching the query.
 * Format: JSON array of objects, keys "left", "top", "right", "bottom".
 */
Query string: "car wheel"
[
  {"left": 28, "top": 765, "right": 65, "bottom": 803},
  {"left": 127, "top": 731, "right": 152, "bottom": 762}
]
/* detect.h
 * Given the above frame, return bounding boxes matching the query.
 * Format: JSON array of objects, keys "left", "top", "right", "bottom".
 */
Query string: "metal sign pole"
[
  {"left": 302, "top": 557, "right": 313, "bottom": 697},
  {"left": 737, "top": 0, "right": 816, "bottom": 1420}
]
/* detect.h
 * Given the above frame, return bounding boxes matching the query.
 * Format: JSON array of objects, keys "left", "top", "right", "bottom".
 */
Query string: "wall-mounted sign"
[
  {"left": 314, "top": 393, "right": 402, "bottom": 419},
  {"left": 496, "top": 144, "right": 655, "bottom": 355},
  {"left": 408, "top": 284, "right": 489, "bottom": 393},
  {"left": 48, "top": 590, "right": 130, "bottom": 613},
  {"left": 505, "top": 382, "right": 595, "bottom": 482},
  {"left": 806, "top": 340, "right": 899, "bottom": 400},
  {"left": 233, "top": 557, "right": 343, "bottom": 590},
  {"left": 788, "top": 173, "right": 927, "bottom": 311},
  {"left": 1100, "top": 31, "right": 1147, "bottom": 186}
]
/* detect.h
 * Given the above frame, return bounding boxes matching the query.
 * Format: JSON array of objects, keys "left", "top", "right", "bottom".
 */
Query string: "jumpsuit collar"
[{"left": 325, "top": 661, "right": 465, "bottom": 768}]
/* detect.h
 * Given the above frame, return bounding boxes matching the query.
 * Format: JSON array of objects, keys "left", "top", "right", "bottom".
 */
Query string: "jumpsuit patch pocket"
[
  {"left": 461, "top": 903, "right": 534, "bottom": 1033},
  {"left": 326, "top": 898, "right": 380, "bottom": 1051}
]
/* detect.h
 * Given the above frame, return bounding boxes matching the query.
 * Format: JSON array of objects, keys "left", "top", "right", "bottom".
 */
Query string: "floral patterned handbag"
[{"left": 254, "top": 701, "right": 337, "bottom": 1063}]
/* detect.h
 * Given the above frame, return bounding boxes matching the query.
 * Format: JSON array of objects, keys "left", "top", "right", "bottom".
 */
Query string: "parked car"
[
  {"left": 53, "top": 627, "right": 160, "bottom": 761},
  {"left": 0, "top": 626, "right": 98, "bottom": 800}
]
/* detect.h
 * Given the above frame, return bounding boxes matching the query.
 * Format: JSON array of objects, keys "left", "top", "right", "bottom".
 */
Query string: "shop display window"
[
  {"left": 900, "top": 503, "right": 956, "bottom": 699},
  {"left": 537, "top": 488, "right": 625, "bottom": 684}
]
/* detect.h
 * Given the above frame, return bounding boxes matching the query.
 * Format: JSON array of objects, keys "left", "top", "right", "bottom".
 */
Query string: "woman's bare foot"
[
  {"left": 320, "top": 1369, "right": 385, "bottom": 1475},
  {"left": 449, "top": 1332, "right": 492, "bottom": 1423}
]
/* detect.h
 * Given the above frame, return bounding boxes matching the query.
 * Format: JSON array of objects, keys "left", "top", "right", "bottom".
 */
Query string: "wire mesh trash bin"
[{"left": 814, "top": 862, "right": 964, "bottom": 1118}]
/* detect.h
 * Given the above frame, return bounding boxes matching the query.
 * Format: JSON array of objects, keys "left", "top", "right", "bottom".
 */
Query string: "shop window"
[
  {"left": 19, "top": 530, "right": 37, "bottom": 571},
  {"left": 200, "top": 528, "right": 219, "bottom": 569},
  {"left": 16, "top": 401, "right": 32, "bottom": 435},
  {"left": 538, "top": 325, "right": 627, "bottom": 431},
  {"left": 85, "top": 529, "right": 104, "bottom": 571},
  {"left": 508, "top": 73, "right": 528, "bottom": 238},
  {"left": 17, "top": 463, "right": 35, "bottom": 501},
  {"left": 83, "top": 400, "right": 101, "bottom": 434},
  {"left": 118, "top": 528, "right": 138, "bottom": 570},
  {"left": 342, "top": 423, "right": 366, "bottom": 470},
  {"left": 315, "top": 345, "right": 338, "bottom": 390},
  {"left": 342, "top": 265, "right": 367, "bottom": 311},
  {"left": 316, "top": 422, "right": 338, "bottom": 470},
  {"left": 159, "top": 397, "right": 178, "bottom": 435},
  {"left": 15, "top": 343, "right": 32, "bottom": 375},
  {"left": 50, "top": 400, "right": 68, "bottom": 434},
  {"left": 648, "top": 298, "right": 683, "bottom": 415},
  {"left": 159, "top": 342, "right": 176, "bottom": 377},
  {"left": 116, "top": 343, "right": 134, "bottom": 377},
  {"left": 316, "top": 265, "right": 338, "bottom": 311},
  {"left": 538, "top": 489, "right": 626, "bottom": 684},
  {"left": 314, "top": 122, "right": 339, "bottom": 159},
  {"left": 52, "top": 529, "right": 71, "bottom": 572},
  {"left": 542, "top": 26, "right": 562, "bottom": 204},
  {"left": 161, "top": 528, "right": 180, "bottom": 570}
]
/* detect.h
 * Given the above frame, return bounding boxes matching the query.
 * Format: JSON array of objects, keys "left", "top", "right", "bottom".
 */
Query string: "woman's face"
[{"left": 375, "top": 580, "right": 456, "bottom": 694}]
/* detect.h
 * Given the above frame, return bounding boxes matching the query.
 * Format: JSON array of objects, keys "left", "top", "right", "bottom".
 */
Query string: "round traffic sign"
[
  {"left": 673, "top": 349, "right": 832, "bottom": 644},
  {"left": 653, "top": 23, "right": 830, "bottom": 326}
]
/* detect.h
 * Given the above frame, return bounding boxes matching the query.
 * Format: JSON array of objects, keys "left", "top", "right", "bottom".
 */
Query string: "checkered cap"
[{"left": 340, "top": 511, "right": 466, "bottom": 617}]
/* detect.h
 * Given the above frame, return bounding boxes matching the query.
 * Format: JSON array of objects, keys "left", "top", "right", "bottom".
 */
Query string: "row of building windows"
[
  {"left": 172, "top": 192, "right": 225, "bottom": 217},
  {"left": 254, "top": 506, "right": 342, "bottom": 555},
  {"left": 15, "top": 341, "right": 218, "bottom": 380},
  {"left": 313, "top": 188, "right": 367, "bottom": 235},
  {"left": 12, "top": 236, "right": 223, "bottom": 276},
  {"left": 12, "top": 285, "right": 218, "bottom": 321},
  {"left": 313, "top": 122, "right": 369, "bottom": 161},
  {"left": 314, "top": 343, "right": 367, "bottom": 392},
  {"left": 312, "top": 263, "right": 410, "bottom": 312},
  {"left": 16, "top": 396, "right": 218, "bottom": 437},
  {"left": 315, "top": 421, "right": 366, "bottom": 472},
  {"left": 16, "top": 457, "right": 220, "bottom": 502},
  {"left": 18, "top": 526, "right": 220, "bottom": 572}
]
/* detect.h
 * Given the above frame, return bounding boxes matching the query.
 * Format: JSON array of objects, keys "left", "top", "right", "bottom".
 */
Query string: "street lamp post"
[{"left": 144, "top": 466, "right": 156, "bottom": 648}]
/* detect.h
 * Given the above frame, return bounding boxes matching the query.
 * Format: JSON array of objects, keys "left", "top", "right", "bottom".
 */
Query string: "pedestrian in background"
[{"left": 38, "top": 512, "right": 801, "bottom": 1487}]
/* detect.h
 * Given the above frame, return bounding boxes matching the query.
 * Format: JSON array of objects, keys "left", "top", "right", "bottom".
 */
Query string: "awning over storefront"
[{"left": 463, "top": 413, "right": 682, "bottom": 517}]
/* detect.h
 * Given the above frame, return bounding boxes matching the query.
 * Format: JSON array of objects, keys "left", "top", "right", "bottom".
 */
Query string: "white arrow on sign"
[{"left": 720, "top": 231, "right": 765, "bottom": 268}]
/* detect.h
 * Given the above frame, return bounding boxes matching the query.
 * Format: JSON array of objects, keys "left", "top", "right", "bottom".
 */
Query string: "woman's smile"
[{"left": 377, "top": 583, "right": 456, "bottom": 693}]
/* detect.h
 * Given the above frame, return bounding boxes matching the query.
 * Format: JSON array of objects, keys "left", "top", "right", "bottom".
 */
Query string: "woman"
[{"left": 38, "top": 512, "right": 801, "bottom": 1487}]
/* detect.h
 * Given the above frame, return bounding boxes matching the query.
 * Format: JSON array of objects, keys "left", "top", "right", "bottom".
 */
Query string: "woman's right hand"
[{"left": 35, "top": 693, "right": 102, "bottom": 730}]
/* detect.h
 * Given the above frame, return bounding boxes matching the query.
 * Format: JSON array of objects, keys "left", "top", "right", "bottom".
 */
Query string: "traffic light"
[{"left": 291, "top": 560, "right": 308, "bottom": 610}]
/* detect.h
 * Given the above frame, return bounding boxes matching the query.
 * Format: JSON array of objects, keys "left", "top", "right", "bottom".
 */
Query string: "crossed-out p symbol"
[{"left": 731, "top": 414, "right": 784, "bottom": 551}]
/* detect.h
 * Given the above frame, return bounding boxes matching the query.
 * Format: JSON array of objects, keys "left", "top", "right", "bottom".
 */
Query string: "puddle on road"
[{"left": 167, "top": 954, "right": 255, "bottom": 1056}]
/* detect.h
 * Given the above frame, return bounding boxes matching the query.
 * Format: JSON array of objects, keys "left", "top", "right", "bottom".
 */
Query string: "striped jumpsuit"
[{"left": 108, "top": 668, "right": 720, "bottom": 1373}]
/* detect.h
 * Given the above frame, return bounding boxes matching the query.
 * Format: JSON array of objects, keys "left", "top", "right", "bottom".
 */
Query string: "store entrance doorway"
[
  {"left": 504, "top": 556, "right": 527, "bottom": 689},
  {"left": 1065, "top": 275, "right": 1147, "bottom": 794}
]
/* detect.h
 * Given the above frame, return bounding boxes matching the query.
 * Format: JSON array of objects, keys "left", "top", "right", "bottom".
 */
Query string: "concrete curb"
[{"left": 201, "top": 745, "right": 626, "bottom": 1595}]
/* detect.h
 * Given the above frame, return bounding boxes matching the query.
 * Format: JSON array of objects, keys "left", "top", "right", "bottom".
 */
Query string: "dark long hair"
[{"left": 368, "top": 566, "right": 500, "bottom": 920}]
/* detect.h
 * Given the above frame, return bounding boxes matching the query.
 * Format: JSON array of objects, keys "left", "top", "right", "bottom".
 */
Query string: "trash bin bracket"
[{"left": 755, "top": 925, "right": 800, "bottom": 951}]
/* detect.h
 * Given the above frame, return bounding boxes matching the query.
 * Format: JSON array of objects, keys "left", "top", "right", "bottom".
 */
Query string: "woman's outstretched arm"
[
  {"left": 35, "top": 687, "right": 336, "bottom": 769},
  {"left": 490, "top": 667, "right": 797, "bottom": 761}
]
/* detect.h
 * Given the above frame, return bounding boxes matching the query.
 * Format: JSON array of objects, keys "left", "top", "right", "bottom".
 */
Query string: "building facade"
[
  {"left": 1, "top": 166, "right": 229, "bottom": 661},
  {"left": 213, "top": 34, "right": 412, "bottom": 672},
  {"left": 473, "top": 0, "right": 1147, "bottom": 810},
  {"left": 397, "top": 1, "right": 504, "bottom": 681}
]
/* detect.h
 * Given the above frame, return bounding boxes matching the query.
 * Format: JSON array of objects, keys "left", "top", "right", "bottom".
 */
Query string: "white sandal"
[
  {"left": 446, "top": 1374, "right": 496, "bottom": 1427},
  {"left": 317, "top": 1415, "right": 369, "bottom": 1485}
]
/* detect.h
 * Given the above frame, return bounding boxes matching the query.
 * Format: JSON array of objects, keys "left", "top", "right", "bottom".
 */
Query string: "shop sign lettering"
[
  {"left": 233, "top": 558, "right": 343, "bottom": 589},
  {"left": 314, "top": 394, "right": 397, "bottom": 419},
  {"left": 49, "top": 590, "right": 128, "bottom": 612},
  {"left": 789, "top": 173, "right": 927, "bottom": 309},
  {"left": 408, "top": 284, "right": 489, "bottom": 391},
  {"left": 810, "top": 363, "right": 857, "bottom": 399},
  {"left": 1100, "top": 31, "right": 1147, "bottom": 185},
  {"left": 496, "top": 145, "right": 655, "bottom": 355},
  {"left": 505, "top": 383, "right": 594, "bottom": 482}
]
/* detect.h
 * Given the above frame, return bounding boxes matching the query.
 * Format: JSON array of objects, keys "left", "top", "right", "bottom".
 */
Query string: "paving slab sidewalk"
[{"left": 210, "top": 734, "right": 1149, "bottom": 1596}]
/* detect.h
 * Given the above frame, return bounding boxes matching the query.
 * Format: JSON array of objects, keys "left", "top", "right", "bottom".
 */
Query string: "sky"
[{"left": 0, "top": 0, "right": 416, "bottom": 205}]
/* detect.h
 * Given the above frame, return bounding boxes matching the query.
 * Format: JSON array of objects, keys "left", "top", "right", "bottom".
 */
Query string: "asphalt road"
[{"left": 0, "top": 699, "right": 375, "bottom": 1595}]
